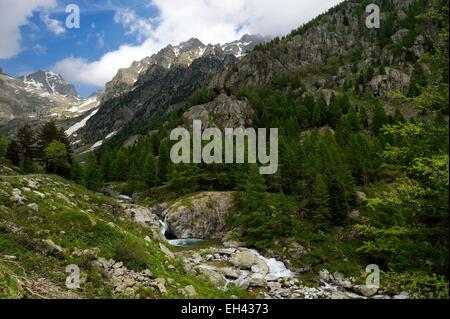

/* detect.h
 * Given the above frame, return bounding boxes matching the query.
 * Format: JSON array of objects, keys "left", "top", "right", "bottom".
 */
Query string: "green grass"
[{"left": 0, "top": 170, "right": 246, "bottom": 299}]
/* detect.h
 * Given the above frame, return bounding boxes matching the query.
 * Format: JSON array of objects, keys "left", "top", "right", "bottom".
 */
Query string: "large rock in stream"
[{"left": 165, "top": 192, "right": 234, "bottom": 240}]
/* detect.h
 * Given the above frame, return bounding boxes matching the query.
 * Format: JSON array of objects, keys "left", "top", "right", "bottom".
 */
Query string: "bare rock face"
[
  {"left": 165, "top": 192, "right": 235, "bottom": 239},
  {"left": 366, "top": 67, "right": 410, "bottom": 96},
  {"left": 183, "top": 94, "right": 254, "bottom": 130}
]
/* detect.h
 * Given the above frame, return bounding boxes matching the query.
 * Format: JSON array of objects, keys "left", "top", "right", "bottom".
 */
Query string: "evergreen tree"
[
  {"left": 311, "top": 173, "right": 331, "bottom": 229},
  {"left": 312, "top": 94, "right": 327, "bottom": 127},
  {"left": 109, "top": 150, "right": 129, "bottom": 181},
  {"left": 157, "top": 140, "right": 171, "bottom": 182},
  {"left": 328, "top": 94, "right": 343, "bottom": 128},
  {"left": 372, "top": 103, "right": 389, "bottom": 133},
  {"left": 17, "top": 123, "right": 36, "bottom": 172},
  {"left": 359, "top": 105, "right": 370, "bottom": 129},
  {"left": 5, "top": 140, "right": 20, "bottom": 166},
  {"left": 83, "top": 154, "right": 102, "bottom": 190},
  {"left": 408, "top": 62, "right": 427, "bottom": 97},
  {"left": 143, "top": 153, "right": 158, "bottom": 187},
  {"left": 328, "top": 176, "right": 349, "bottom": 225}
]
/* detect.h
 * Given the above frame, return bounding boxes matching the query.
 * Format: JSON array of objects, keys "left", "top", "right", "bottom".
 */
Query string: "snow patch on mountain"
[{"left": 66, "top": 108, "right": 99, "bottom": 136}]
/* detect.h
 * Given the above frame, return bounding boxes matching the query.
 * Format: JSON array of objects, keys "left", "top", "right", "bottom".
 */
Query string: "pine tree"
[
  {"left": 328, "top": 176, "right": 349, "bottom": 226},
  {"left": 157, "top": 140, "right": 171, "bottom": 182},
  {"left": 359, "top": 105, "right": 370, "bottom": 129},
  {"left": 37, "top": 120, "right": 72, "bottom": 172},
  {"left": 328, "top": 94, "right": 343, "bottom": 128},
  {"left": 238, "top": 164, "right": 267, "bottom": 213},
  {"left": 5, "top": 140, "right": 20, "bottom": 166},
  {"left": 311, "top": 173, "right": 331, "bottom": 229},
  {"left": 408, "top": 62, "right": 427, "bottom": 97},
  {"left": 83, "top": 154, "right": 102, "bottom": 190},
  {"left": 17, "top": 123, "right": 36, "bottom": 172},
  {"left": 143, "top": 153, "right": 158, "bottom": 187},
  {"left": 312, "top": 94, "right": 328, "bottom": 127},
  {"left": 372, "top": 103, "right": 389, "bottom": 133},
  {"left": 109, "top": 150, "right": 128, "bottom": 181}
]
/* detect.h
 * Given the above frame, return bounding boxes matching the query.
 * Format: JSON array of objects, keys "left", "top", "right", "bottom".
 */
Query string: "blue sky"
[
  {"left": 0, "top": 0, "right": 160, "bottom": 96},
  {"left": 0, "top": 0, "right": 342, "bottom": 97}
]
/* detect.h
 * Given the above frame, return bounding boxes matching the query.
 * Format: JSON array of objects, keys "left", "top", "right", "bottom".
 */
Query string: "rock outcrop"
[
  {"left": 165, "top": 192, "right": 234, "bottom": 239},
  {"left": 183, "top": 94, "right": 254, "bottom": 130}
]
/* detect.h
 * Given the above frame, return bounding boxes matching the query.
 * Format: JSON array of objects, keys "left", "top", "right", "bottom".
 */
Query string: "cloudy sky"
[{"left": 0, "top": 0, "right": 343, "bottom": 96}]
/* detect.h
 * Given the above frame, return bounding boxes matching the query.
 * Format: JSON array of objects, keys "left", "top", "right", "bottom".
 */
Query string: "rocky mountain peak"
[
  {"left": 17, "top": 70, "right": 79, "bottom": 98},
  {"left": 176, "top": 38, "right": 205, "bottom": 54}
]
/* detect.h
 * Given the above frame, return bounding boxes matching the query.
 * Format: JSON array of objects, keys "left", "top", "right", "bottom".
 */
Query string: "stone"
[
  {"left": 33, "top": 191, "right": 46, "bottom": 199},
  {"left": 288, "top": 242, "right": 307, "bottom": 259},
  {"left": 56, "top": 193, "right": 72, "bottom": 205},
  {"left": 235, "top": 278, "right": 250, "bottom": 290},
  {"left": 348, "top": 210, "right": 361, "bottom": 221},
  {"left": 393, "top": 291, "right": 410, "bottom": 299},
  {"left": 249, "top": 273, "right": 267, "bottom": 287},
  {"left": 251, "top": 260, "right": 269, "bottom": 275},
  {"left": 267, "top": 282, "right": 282, "bottom": 291},
  {"left": 27, "top": 203, "right": 39, "bottom": 211},
  {"left": 222, "top": 268, "right": 240, "bottom": 279},
  {"left": 333, "top": 271, "right": 353, "bottom": 289},
  {"left": 42, "top": 239, "right": 65, "bottom": 254},
  {"left": 11, "top": 189, "right": 27, "bottom": 205},
  {"left": 159, "top": 243, "right": 175, "bottom": 259},
  {"left": 183, "top": 285, "right": 197, "bottom": 298},
  {"left": 356, "top": 191, "right": 368, "bottom": 204},
  {"left": 353, "top": 285, "right": 379, "bottom": 297},
  {"left": 319, "top": 269, "right": 331, "bottom": 282},
  {"left": 230, "top": 250, "right": 259, "bottom": 270},
  {"left": 113, "top": 262, "right": 124, "bottom": 269},
  {"left": 223, "top": 240, "right": 243, "bottom": 248},
  {"left": 26, "top": 179, "right": 39, "bottom": 189}
]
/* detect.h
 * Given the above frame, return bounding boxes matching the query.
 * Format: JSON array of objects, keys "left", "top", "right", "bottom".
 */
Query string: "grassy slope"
[{"left": 0, "top": 166, "right": 244, "bottom": 299}]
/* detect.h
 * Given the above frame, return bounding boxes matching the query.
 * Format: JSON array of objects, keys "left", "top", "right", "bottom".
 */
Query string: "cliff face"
[{"left": 208, "top": 0, "right": 437, "bottom": 96}]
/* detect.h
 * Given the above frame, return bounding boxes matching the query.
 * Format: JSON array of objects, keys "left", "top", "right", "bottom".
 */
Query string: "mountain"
[
  {"left": 69, "top": 34, "right": 268, "bottom": 151},
  {"left": 0, "top": 69, "right": 99, "bottom": 135},
  {"left": 17, "top": 70, "right": 79, "bottom": 98},
  {"left": 1, "top": 0, "right": 448, "bottom": 301},
  {"left": 209, "top": 0, "right": 429, "bottom": 96},
  {"left": 99, "top": 34, "right": 268, "bottom": 104}
]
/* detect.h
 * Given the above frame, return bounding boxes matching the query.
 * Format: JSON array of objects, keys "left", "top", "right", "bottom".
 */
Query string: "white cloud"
[
  {"left": 41, "top": 12, "right": 66, "bottom": 35},
  {"left": 54, "top": 0, "right": 343, "bottom": 87},
  {"left": 113, "top": 8, "right": 153, "bottom": 41},
  {"left": 0, "top": 0, "right": 57, "bottom": 59},
  {"left": 32, "top": 44, "right": 48, "bottom": 55}
]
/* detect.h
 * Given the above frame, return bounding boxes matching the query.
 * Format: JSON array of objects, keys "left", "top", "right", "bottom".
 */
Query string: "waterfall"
[{"left": 159, "top": 209, "right": 170, "bottom": 236}]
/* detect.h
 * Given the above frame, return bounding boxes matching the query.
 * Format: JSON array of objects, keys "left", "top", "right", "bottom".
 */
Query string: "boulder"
[
  {"left": 159, "top": 243, "right": 175, "bottom": 259},
  {"left": 353, "top": 284, "right": 379, "bottom": 297},
  {"left": 11, "top": 189, "right": 27, "bottom": 205},
  {"left": 251, "top": 260, "right": 269, "bottom": 275},
  {"left": 42, "top": 239, "right": 65, "bottom": 254},
  {"left": 230, "top": 250, "right": 259, "bottom": 270},
  {"left": 165, "top": 192, "right": 234, "bottom": 239},
  {"left": 182, "top": 285, "right": 197, "bottom": 298},
  {"left": 249, "top": 273, "right": 267, "bottom": 287}
]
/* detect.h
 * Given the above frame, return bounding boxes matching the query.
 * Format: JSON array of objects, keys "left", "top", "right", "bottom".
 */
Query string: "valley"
[{"left": 0, "top": 0, "right": 448, "bottom": 300}]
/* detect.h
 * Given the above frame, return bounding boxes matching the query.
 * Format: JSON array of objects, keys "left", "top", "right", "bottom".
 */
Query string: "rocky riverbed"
[{"left": 118, "top": 192, "right": 410, "bottom": 299}]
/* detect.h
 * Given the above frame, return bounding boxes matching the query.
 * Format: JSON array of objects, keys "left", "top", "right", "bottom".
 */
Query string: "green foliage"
[
  {"left": 44, "top": 141, "right": 71, "bottom": 176},
  {"left": 0, "top": 134, "right": 9, "bottom": 158},
  {"left": 83, "top": 154, "right": 103, "bottom": 190}
]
